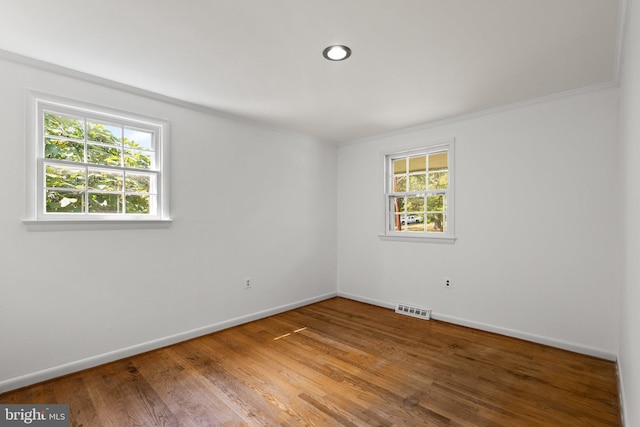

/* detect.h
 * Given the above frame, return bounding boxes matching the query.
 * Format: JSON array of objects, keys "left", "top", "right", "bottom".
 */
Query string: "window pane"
[
  {"left": 407, "top": 196, "right": 424, "bottom": 213},
  {"left": 429, "top": 152, "right": 448, "bottom": 171},
  {"left": 393, "top": 158, "right": 406, "bottom": 174},
  {"left": 390, "top": 196, "right": 406, "bottom": 213},
  {"left": 87, "top": 121, "right": 121, "bottom": 145},
  {"left": 427, "top": 213, "right": 445, "bottom": 232},
  {"left": 126, "top": 195, "right": 151, "bottom": 214},
  {"left": 394, "top": 175, "right": 407, "bottom": 192},
  {"left": 44, "top": 113, "right": 84, "bottom": 139},
  {"left": 408, "top": 155, "right": 426, "bottom": 173},
  {"left": 124, "top": 128, "right": 153, "bottom": 150},
  {"left": 427, "top": 195, "right": 444, "bottom": 212},
  {"left": 124, "top": 149, "right": 152, "bottom": 170},
  {"left": 393, "top": 214, "right": 424, "bottom": 231},
  {"left": 408, "top": 174, "right": 426, "bottom": 191},
  {"left": 385, "top": 145, "right": 451, "bottom": 236},
  {"left": 45, "top": 165, "right": 85, "bottom": 189},
  {"left": 88, "top": 193, "right": 122, "bottom": 213},
  {"left": 88, "top": 169, "right": 123, "bottom": 191},
  {"left": 87, "top": 144, "right": 122, "bottom": 166},
  {"left": 125, "top": 173, "right": 152, "bottom": 193},
  {"left": 428, "top": 171, "right": 448, "bottom": 190},
  {"left": 46, "top": 190, "right": 84, "bottom": 213},
  {"left": 38, "top": 100, "right": 165, "bottom": 220},
  {"left": 405, "top": 214, "right": 425, "bottom": 232},
  {"left": 391, "top": 214, "right": 406, "bottom": 231},
  {"left": 45, "top": 138, "right": 84, "bottom": 162}
]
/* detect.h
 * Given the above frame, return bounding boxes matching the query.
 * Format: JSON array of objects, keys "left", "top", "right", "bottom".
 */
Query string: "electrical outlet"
[
  {"left": 244, "top": 277, "right": 252, "bottom": 289},
  {"left": 444, "top": 277, "right": 452, "bottom": 288}
]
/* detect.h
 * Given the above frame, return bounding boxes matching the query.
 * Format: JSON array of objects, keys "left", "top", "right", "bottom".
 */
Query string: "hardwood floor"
[{"left": 0, "top": 297, "right": 621, "bottom": 426}]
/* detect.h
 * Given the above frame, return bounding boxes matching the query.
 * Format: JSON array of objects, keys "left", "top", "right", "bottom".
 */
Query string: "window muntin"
[
  {"left": 385, "top": 142, "right": 454, "bottom": 239},
  {"left": 34, "top": 100, "right": 166, "bottom": 221}
]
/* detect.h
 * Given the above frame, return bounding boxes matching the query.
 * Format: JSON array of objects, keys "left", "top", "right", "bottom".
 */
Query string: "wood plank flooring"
[{"left": 0, "top": 297, "right": 621, "bottom": 426}]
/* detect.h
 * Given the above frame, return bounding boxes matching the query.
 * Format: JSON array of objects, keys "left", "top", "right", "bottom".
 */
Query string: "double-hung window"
[
  {"left": 382, "top": 139, "right": 455, "bottom": 242},
  {"left": 26, "top": 93, "right": 170, "bottom": 223}
]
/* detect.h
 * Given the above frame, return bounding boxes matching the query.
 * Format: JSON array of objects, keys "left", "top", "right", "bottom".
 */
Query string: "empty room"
[{"left": 0, "top": 0, "right": 638, "bottom": 426}]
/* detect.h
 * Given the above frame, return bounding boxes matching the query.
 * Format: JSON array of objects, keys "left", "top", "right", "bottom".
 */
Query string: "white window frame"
[
  {"left": 24, "top": 91, "right": 171, "bottom": 227},
  {"left": 380, "top": 139, "right": 456, "bottom": 243}
]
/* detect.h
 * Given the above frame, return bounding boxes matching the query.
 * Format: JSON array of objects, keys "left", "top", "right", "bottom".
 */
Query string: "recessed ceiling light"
[{"left": 323, "top": 45, "right": 352, "bottom": 61}]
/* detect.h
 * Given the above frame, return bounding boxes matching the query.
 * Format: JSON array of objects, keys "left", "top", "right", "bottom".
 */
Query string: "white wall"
[
  {"left": 0, "top": 58, "right": 337, "bottom": 391},
  {"left": 337, "top": 87, "right": 621, "bottom": 359},
  {"left": 620, "top": 0, "right": 640, "bottom": 424}
]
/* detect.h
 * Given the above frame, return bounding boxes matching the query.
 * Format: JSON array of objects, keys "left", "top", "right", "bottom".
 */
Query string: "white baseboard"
[
  {"left": 337, "top": 291, "right": 396, "bottom": 310},
  {"left": 2, "top": 290, "right": 618, "bottom": 394},
  {"left": 0, "top": 291, "right": 338, "bottom": 394},
  {"left": 432, "top": 312, "right": 617, "bottom": 361},
  {"left": 617, "top": 360, "right": 627, "bottom": 426},
  {"left": 337, "top": 291, "right": 617, "bottom": 361}
]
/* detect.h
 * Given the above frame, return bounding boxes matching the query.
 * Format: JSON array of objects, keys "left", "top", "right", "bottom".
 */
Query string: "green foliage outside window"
[{"left": 44, "top": 113, "right": 153, "bottom": 214}]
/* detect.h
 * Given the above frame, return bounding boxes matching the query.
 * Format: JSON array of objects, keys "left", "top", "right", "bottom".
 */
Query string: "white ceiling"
[{"left": 0, "top": 0, "right": 622, "bottom": 144}]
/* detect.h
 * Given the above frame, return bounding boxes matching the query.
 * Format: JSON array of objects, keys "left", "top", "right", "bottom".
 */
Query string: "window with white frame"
[
  {"left": 383, "top": 140, "right": 454, "bottom": 241},
  {"left": 28, "top": 95, "right": 169, "bottom": 222}
]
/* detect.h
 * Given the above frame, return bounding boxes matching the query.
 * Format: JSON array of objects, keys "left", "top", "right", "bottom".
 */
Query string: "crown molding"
[
  {"left": 614, "top": 0, "right": 632, "bottom": 84},
  {"left": 0, "top": 48, "right": 326, "bottom": 146},
  {"left": 340, "top": 81, "right": 618, "bottom": 147}
]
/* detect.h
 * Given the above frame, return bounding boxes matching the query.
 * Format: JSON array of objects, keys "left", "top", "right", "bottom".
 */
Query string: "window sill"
[
  {"left": 378, "top": 234, "right": 456, "bottom": 244},
  {"left": 23, "top": 219, "right": 173, "bottom": 232}
]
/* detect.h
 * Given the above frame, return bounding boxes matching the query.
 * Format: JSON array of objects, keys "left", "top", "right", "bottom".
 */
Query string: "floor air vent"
[{"left": 395, "top": 303, "right": 431, "bottom": 320}]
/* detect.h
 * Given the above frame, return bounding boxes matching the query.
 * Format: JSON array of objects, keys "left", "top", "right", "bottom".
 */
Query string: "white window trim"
[
  {"left": 379, "top": 138, "right": 456, "bottom": 244},
  {"left": 23, "top": 91, "right": 171, "bottom": 228}
]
